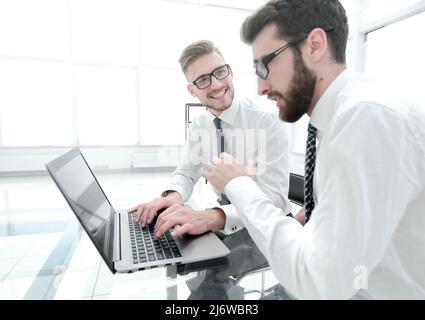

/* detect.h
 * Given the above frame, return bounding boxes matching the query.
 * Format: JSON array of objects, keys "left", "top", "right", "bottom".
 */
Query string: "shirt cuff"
[
  {"left": 217, "top": 204, "right": 243, "bottom": 235},
  {"left": 162, "top": 184, "right": 189, "bottom": 203}
]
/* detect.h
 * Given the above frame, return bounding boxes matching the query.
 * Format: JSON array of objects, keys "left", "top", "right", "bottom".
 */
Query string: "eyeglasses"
[
  {"left": 254, "top": 28, "right": 333, "bottom": 80},
  {"left": 191, "top": 64, "right": 231, "bottom": 89},
  {"left": 254, "top": 34, "right": 308, "bottom": 80}
]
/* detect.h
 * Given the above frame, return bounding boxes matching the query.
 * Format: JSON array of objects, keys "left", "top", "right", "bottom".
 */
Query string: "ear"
[
  {"left": 305, "top": 28, "right": 328, "bottom": 62},
  {"left": 187, "top": 84, "right": 197, "bottom": 97}
]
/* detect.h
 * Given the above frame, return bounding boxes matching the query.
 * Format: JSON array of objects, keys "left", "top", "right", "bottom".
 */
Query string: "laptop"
[{"left": 45, "top": 147, "right": 230, "bottom": 274}]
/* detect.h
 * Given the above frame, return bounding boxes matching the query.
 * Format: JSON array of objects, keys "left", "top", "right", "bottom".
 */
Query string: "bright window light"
[
  {"left": 0, "top": 60, "right": 73, "bottom": 146},
  {"left": 71, "top": 0, "right": 140, "bottom": 66},
  {"left": 139, "top": 1, "right": 204, "bottom": 69},
  {"left": 364, "top": 11, "right": 425, "bottom": 104},
  {"left": 0, "top": 0, "right": 70, "bottom": 59},
  {"left": 364, "top": 0, "right": 423, "bottom": 23},
  {"left": 75, "top": 66, "right": 138, "bottom": 145},
  {"left": 139, "top": 67, "right": 189, "bottom": 145},
  {"left": 1, "top": 0, "right": 421, "bottom": 158}
]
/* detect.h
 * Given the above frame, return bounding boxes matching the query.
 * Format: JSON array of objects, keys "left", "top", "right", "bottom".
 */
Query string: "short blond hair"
[{"left": 178, "top": 40, "right": 224, "bottom": 73}]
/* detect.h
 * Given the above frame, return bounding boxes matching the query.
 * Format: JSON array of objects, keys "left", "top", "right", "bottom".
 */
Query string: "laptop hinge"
[{"left": 113, "top": 211, "right": 122, "bottom": 262}]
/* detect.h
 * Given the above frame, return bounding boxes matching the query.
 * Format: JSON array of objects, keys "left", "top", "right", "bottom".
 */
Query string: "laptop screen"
[{"left": 46, "top": 148, "right": 115, "bottom": 272}]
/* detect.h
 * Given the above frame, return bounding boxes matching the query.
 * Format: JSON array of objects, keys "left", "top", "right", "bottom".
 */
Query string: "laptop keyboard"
[{"left": 128, "top": 212, "right": 182, "bottom": 265}]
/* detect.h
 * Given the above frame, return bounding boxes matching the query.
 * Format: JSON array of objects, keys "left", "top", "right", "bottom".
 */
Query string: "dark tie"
[
  {"left": 213, "top": 117, "right": 231, "bottom": 205},
  {"left": 304, "top": 123, "right": 317, "bottom": 223}
]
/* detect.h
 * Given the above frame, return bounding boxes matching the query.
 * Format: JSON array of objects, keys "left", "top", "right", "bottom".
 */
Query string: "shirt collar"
[
  {"left": 207, "top": 96, "right": 240, "bottom": 126},
  {"left": 310, "top": 68, "right": 352, "bottom": 135}
]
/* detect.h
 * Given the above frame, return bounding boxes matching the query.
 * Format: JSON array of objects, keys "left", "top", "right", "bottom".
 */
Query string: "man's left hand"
[{"left": 153, "top": 205, "right": 225, "bottom": 239}]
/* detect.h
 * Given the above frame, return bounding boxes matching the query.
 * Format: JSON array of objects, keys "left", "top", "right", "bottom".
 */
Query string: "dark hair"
[
  {"left": 178, "top": 40, "right": 224, "bottom": 73},
  {"left": 241, "top": 0, "right": 348, "bottom": 64}
]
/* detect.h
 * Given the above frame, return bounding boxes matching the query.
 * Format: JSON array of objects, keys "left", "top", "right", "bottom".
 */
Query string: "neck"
[
  {"left": 307, "top": 64, "right": 346, "bottom": 116},
  {"left": 209, "top": 109, "right": 222, "bottom": 117}
]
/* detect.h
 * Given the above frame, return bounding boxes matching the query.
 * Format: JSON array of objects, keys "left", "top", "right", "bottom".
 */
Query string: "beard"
[{"left": 270, "top": 51, "right": 317, "bottom": 123}]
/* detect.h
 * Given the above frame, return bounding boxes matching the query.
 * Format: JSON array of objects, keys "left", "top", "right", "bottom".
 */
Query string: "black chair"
[{"left": 289, "top": 173, "right": 304, "bottom": 207}]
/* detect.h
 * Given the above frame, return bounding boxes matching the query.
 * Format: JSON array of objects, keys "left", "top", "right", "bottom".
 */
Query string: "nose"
[
  {"left": 209, "top": 75, "right": 222, "bottom": 90},
  {"left": 257, "top": 77, "right": 270, "bottom": 96}
]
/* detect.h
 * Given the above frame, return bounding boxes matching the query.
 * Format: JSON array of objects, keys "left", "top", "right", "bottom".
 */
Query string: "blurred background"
[{"left": 0, "top": 0, "right": 423, "bottom": 172}]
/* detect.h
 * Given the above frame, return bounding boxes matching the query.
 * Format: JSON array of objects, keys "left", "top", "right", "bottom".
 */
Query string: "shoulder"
[
  {"left": 329, "top": 78, "right": 425, "bottom": 152},
  {"left": 237, "top": 97, "right": 282, "bottom": 125},
  {"left": 335, "top": 75, "right": 421, "bottom": 124}
]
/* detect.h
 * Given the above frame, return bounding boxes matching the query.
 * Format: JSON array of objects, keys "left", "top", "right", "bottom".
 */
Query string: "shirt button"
[{"left": 232, "top": 226, "right": 237, "bottom": 231}]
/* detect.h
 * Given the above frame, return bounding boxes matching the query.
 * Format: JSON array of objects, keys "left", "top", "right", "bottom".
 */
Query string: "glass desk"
[
  {"left": 175, "top": 229, "right": 295, "bottom": 300},
  {"left": 0, "top": 172, "right": 296, "bottom": 300},
  {"left": 11, "top": 222, "right": 294, "bottom": 300}
]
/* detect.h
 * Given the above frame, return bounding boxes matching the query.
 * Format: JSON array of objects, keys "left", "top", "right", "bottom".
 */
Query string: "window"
[
  {"left": 2, "top": 0, "right": 422, "bottom": 172},
  {"left": 71, "top": 0, "right": 140, "bottom": 66},
  {"left": 0, "top": 60, "right": 73, "bottom": 146},
  {"left": 139, "top": 67, "right": 189, "bottom": 145},
  {"left": 75, "top": 66, "right": 139, "bottom": 145},
  {"left": 364, "top": 11, "right": 425, "bottom": 104},
  {"left": 0, "top": 0, "right": 254, "bottom": 148},
  {"left": 364, "top": 0, "right": 423, "bottom": 23},
  {"left": 0, "top": 0, "right": 72, "bottom": 147},
  {"left": 0, "top": 0, "right": 70, "bottom": 59}
]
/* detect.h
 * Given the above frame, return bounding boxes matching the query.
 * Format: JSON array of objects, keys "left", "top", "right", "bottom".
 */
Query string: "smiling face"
[
  {"left": 253, "top": 24, "right": 317, "bottom": 123},
  {"left": 185, "top": 52, "right": 235, "bottom": 117}
]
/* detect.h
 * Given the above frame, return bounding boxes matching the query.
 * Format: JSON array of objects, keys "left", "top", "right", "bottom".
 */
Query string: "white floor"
[{"left": 0, "top": 170, "right": 278, "bottom": 300}]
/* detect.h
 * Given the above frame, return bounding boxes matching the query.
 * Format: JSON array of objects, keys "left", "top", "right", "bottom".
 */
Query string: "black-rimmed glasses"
[
  {"left": 254, "top": 34, "right": 308, "bottom": 80},
  {"left": 254, "top": 28, "right": 333, "bottom": 80},
  {"left": 191, "top": 64, "right": 231, "bottom": 89}
]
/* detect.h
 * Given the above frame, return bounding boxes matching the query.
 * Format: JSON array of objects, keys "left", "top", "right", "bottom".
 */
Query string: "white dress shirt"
[
  {"left": 164, "top": 96, "right": 291, "bottom": 234},
  {"left": 225, "top": 69, "right": 425, "bottom": 299}
]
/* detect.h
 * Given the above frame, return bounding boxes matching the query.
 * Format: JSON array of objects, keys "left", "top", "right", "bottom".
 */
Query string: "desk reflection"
[{"left": 173, "top": 229, "right": 294, "bottom": 300}]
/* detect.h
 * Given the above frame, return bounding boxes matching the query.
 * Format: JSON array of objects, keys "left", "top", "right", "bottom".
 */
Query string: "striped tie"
[{"left": 304, "top": 123, "right": 317, "bottom": 223}]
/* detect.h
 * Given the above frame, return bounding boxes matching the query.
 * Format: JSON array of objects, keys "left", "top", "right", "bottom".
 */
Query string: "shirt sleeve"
[
  {"left": 215, "top": 111, "right": 291, "bottom": 235},
  {"left": 164, "top": 119, "right": 203, "bottom": 202},
  {"left": 225, "top": 102, "right": 419, "bottom": 299},
  {"left": 215, "top": 204, "right": 243, "bottom": 234},
  {"left": 254, "top": 112, "right": 291, "bottom": 214}
]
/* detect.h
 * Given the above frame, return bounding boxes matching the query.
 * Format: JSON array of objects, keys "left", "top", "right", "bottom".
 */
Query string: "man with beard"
[
  {"left": 130, "top": 40, "right": 295, "bottom": 239},
  {"left": 203, "top": 0, "right": 425, "bottom": 299}
]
